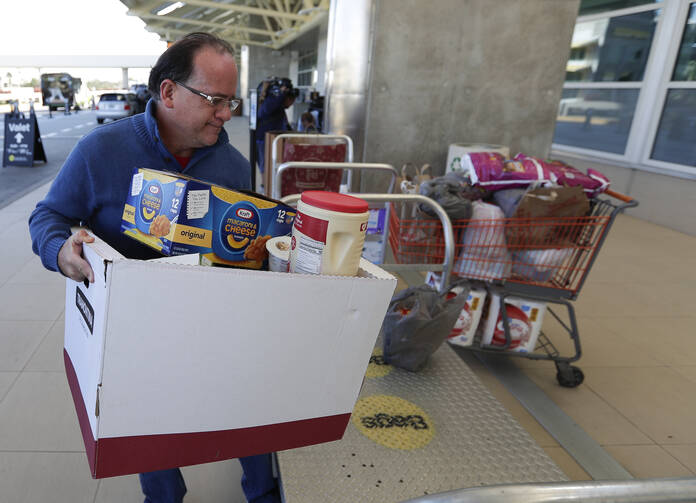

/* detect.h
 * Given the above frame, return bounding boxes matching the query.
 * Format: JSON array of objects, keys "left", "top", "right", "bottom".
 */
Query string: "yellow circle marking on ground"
[
  {"left": 352, "top": 395, "right": 434, "bottom": 450},
  {"left": 365, "top": 348, "right": 392, "bottom": 378}
]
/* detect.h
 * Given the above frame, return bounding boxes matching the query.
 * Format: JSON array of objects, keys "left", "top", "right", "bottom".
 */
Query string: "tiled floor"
[
  {"left": 1, "top": 116, "right": 695, "bottom": 500},
  {"left": 461, "top": 214, "right": 696, "bottom": 481}
]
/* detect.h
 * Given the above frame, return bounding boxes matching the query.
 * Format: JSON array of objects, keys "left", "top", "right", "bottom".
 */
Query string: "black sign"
[
  {"left": 75, "top": 287, "right": 94, "bottom": 335},
  {"left": 3, "top": 110, "right": 47, "bottom": 167}
]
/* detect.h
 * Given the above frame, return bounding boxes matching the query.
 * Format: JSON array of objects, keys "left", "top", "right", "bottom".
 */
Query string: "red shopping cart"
[{"left": 387, "top": 188, "right": 638, "bottom": 387}]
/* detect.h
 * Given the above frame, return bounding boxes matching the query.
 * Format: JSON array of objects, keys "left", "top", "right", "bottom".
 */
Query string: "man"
[
  {"left": 254, "top": 77, "right": 297, "bottom": 176},
  {"left": 29, "top": 32, "right": 279, "bottom": 503}
]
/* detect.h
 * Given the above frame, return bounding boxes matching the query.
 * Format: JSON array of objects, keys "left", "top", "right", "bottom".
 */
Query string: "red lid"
[{"left": 300, "top": 191, "right": 368, "bottom": 214}]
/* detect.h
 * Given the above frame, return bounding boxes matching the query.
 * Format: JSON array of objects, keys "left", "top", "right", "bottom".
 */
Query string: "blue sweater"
[{"left": 29, "top": 99, "right": 251, "bottom": 271}]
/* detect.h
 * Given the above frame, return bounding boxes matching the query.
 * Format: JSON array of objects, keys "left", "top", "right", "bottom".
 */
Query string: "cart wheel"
[{"left": 556, "top": 365, "right": 584, "bottom": 388}]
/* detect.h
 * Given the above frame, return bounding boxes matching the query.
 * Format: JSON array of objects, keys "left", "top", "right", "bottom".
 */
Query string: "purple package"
[
  {"left": 513, "top": 154, "right": 610, "bottom": 197},
  {"left": 463, "top": 152, "right": 556, "bottom": 191}
]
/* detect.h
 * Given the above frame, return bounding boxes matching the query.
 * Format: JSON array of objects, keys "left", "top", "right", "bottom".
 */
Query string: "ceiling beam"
[
  {"left": 272, "top": 0, "right": 290, "bottom": 30},
  {"left": 127, "top": 0, "right": 166, "bottom": 15},
  {"left": 145, "top": 26, "right": 271, "bottom": 48},
  {"left": 133, "top": 11, "right": 275, "bottom": 37},
  {"left": 179, "top": 0, "right": 312, "bottom": 22}
]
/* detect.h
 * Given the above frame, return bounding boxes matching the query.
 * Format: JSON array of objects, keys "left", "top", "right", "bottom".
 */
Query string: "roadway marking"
[
  {"left": 86, "top": 122, "right": 94, "bottom": 125},
  {"left": 60, "top": 128, "right": 72, "bottom": 132},
  {"left": 75, "top": 124, "right": 84, "bottom": 129},
  {"left": 44, "top": 132, "right": 57, "bottom": 137}
]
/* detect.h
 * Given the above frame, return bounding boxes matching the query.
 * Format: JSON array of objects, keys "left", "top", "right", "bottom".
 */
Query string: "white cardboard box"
[
  {"left": 480, "top": 294, "right": 546, "bottom": 353},
  {"left": 447, "top": 288, "right": 487, "bottom": 348},
  {"left": 64, "top": 231, "right": 396, "bottom": 478}
]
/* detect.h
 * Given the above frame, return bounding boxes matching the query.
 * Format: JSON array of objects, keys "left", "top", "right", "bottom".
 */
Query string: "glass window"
[
  {"left": 553, "top": 88, "right": 640, "bottom": 154},
  {"left": 651, "top": 89, "right": 696, "bottom": 166},
  {"left": 672, "top": 3, "right": 696, "bottom": 81},
  {"left": 579, "top": 0, "right": 659, "bottom": 17},
  {"left": 566, "top": 9, "right": 659, "bottom": 82},
  {"left": 297, "top": 49, "right": 317, "bottom": 87}
]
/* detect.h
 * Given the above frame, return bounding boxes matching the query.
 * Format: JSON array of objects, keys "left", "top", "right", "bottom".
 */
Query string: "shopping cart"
[
  {"left": 387, "top": 188, "right": 638, "bottom": 387},
  {"left": 270, "top": 133, "right": 354, "bottom": 198}
]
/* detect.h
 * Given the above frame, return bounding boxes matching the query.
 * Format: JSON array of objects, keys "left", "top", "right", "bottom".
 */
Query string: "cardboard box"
[
  {"left": 64, "top": 230, "right": 397, "bottom": 478},
  {"left": 447, "top": 288, "right": 487, "bottom": 348},
  {"left": 480, "top": 294, "right": 546, "bottom": 353},
  {"left": 121, "top": 168, "right": 295, "bottom": 269}
]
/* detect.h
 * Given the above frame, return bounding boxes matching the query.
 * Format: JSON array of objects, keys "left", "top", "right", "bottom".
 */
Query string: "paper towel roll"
[
  {"left": 446, "top": 143, "right": 510, "bottom": 173},
  {"left": 266, "top": 236, "right": 291, "bottom": 272}
]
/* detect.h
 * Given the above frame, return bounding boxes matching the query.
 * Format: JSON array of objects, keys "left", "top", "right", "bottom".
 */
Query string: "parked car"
[{"left": 96, "top": 93, "right": 139, "bottom": 123}]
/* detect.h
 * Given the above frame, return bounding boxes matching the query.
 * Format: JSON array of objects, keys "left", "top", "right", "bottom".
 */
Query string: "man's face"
[{"left": 172, "top": 47, "right": 238, "bottom": 149}]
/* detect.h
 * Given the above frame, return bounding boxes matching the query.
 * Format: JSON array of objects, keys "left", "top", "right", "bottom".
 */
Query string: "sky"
[{"left": 0, "top": 0, "right": 168, "bottom": 84}]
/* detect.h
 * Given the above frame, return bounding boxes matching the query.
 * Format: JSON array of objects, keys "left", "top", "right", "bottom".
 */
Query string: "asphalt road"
[{"left": 0, "top": 109, "right": 100, "bottom": 209}]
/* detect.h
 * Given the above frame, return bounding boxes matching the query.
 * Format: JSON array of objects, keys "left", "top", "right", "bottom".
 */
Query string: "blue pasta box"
[{"left": 121, "top": 168, "right": 296, "bottom": 269}]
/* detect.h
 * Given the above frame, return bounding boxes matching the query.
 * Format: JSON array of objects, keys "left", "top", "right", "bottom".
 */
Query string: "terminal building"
[{"left": 0, "top": 0, "right": 694, "bottom": 502}]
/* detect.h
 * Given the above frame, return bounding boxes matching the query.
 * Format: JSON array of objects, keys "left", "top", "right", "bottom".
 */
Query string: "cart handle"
[
  {"left": 271, "top": 133, "right": 354, "bottom": 192},
  {"left": 273, "top": 162, "right": 399, "bottom": 200},
  {"left": 281, "top": 193, "right": 455, "bottom": 295},
  {"left": 400, "top": 477, "right": 696, "bottom": 503},
  {"left": 602, "top": 188, "right": 636, "bottom": 206}
]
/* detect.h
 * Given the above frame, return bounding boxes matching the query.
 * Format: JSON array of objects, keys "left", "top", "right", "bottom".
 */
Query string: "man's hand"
[{"left": 58, "top": 230, "right": 95, "bottom": 283}]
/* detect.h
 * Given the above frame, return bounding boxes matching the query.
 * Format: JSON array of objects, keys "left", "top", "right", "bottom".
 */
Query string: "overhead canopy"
[{"left": 120, "top": 0, "right": 329, "bottom": 52}]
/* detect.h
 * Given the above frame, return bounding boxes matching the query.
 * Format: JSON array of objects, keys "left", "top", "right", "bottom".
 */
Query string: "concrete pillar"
[
  {"left": 288, "top": 50, "right": 299, "bottom": 125},
  {"left": 240, "top": 45, "right": 250, "bottom": 117},
  {"left": 316, "top": 21, "right": 328, "bottom": 94},
  {"left": 324, "top": 0, "right": 373, "bottom": 175},
  {"left": 247, "top": 46, "right": 292, "bottom": 93},
  {"left": 326, "top": 0, "right": 580, "bottom": 192},
  {"left": 121, "top": 68, "right": 129, "bottom": 90}
]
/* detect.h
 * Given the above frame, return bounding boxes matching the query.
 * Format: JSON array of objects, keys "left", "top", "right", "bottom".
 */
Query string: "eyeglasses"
[{"left": 174, "top": 81, "right": 241, "bottom": 112}]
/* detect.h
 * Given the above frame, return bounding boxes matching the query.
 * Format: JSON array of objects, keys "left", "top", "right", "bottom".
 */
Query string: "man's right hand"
[{"left": 58, "top": 229, "right": 95, "bottom": 283}]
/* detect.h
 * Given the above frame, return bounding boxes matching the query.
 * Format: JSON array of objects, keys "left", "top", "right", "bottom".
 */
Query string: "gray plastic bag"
[
  {"left": 418, "top": 174, "right": 474, "bottom": 220},
  {"left": 382, "top": 283, "right": 470, "bottom": 372}
]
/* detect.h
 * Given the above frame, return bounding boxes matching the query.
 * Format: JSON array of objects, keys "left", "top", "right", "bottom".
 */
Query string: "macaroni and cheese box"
[
  {"left": 63, "top": 229, "right": 397, "bottom": 478},
  {"left": 121, "top": 168, "right": 296, "bottom": 269}
]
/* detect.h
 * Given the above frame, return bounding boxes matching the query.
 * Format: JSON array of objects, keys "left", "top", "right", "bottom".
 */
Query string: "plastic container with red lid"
[
  {"left": 290, "top": 191, "right": 369, "bottom": 276},
  {"left": 300, "top": 191, "right": 369, "bottom": 214}
]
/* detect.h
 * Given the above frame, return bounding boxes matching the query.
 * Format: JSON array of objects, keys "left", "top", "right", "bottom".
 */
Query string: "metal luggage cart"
[
  {"left": 276, "top": 161, "right": 402, "bottom": 265},
  {"left": 386, "top": 188, "right": 638, "bottom": 387},
  {"left": 270, "top": 133, "right": 355, "bottom": 197}
]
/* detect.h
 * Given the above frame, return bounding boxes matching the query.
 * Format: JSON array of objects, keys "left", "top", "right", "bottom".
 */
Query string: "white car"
[{"left": 96, "top": 93, "right": 139, "bottom": 123}]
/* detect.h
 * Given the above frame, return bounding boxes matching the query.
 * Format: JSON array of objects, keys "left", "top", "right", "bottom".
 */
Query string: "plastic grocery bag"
[
  {"left": 454, "top": 201, "right": 512, "bottom": 280},
  {"left": 418, "top": 173, "right": 474, "bottom": 220},
  {"left": 382, "top": 283, "right": 470, "bottom": 372},
  {"left": 512, "top": 248, "right": 574, "bottom": 283}
]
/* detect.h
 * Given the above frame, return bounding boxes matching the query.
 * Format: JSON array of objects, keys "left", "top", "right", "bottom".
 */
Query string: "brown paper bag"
[{"left": 507, "top": 186, "right": 590, "bottom": 247}]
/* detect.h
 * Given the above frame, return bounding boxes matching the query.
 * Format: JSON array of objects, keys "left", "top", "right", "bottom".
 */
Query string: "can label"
[{"left": 291, "top": 211, "right": 328, "bottom": 274}]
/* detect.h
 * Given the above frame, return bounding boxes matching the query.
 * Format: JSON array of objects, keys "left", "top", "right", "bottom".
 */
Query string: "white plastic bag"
[
  {"left": 512, "top": 248, "right": 573, "bottom": 283},
  {"left": 454, "top": 201, "right": 511, "bottom": 280}
]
